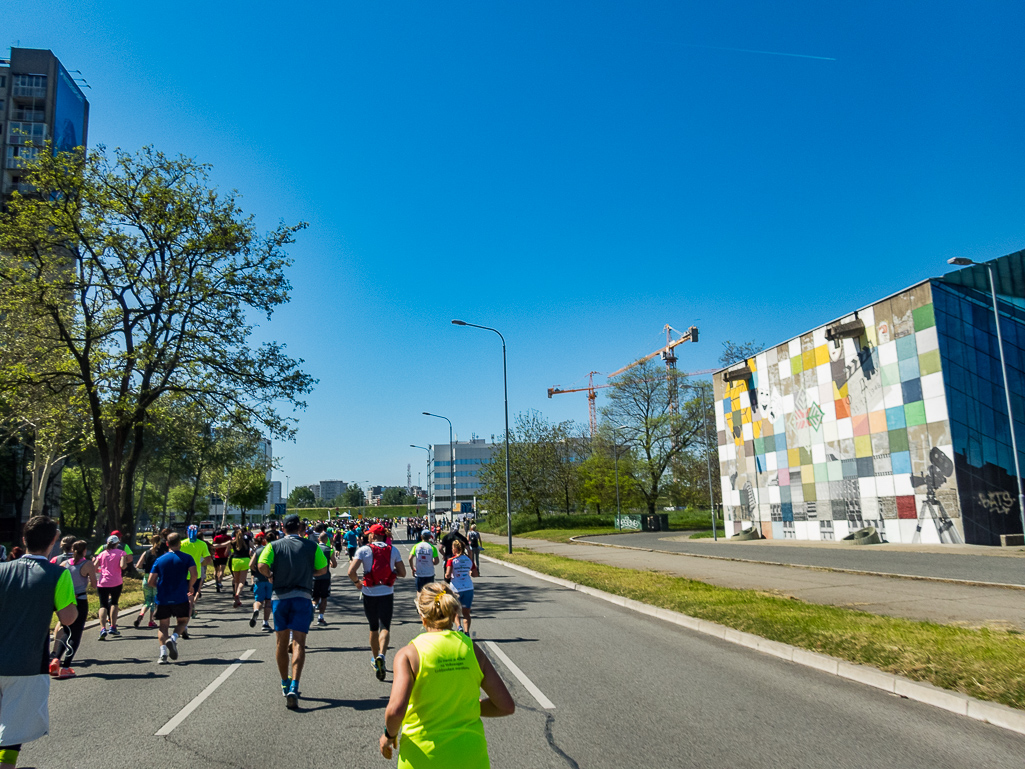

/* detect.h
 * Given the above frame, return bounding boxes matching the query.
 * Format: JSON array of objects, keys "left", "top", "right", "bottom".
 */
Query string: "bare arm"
[
  {"left": 147, "top": 570, "right": 159, "bottom": 588},
  {"left": 56, "top": 603, "right": 78, "bottom": 627},
  {"left": 189, "top": 565, "right": 198, "bottom": 590},
  {"left": 408, "top": 551, "right": 417, "bottom": 576},
  {"left": 258, "top": 563, "right": 272, "bottom": 580},
  {"left": 475, "top": 644, "right": 515, "bottom": 717},
  {"left": 380, "top": 645, "right": 418, "bottom": 759},
  {"left": 313, "top": 565, "right": 329, "bottom": 577},
  {"left": 347, "top": 556, "right": 361, "bottom": 585},
  {"left": 445, "top": 561, "right": 453, "bottom": 581},
  {"left": 394, "top": 559, "right": 406, "bottom": 578}
]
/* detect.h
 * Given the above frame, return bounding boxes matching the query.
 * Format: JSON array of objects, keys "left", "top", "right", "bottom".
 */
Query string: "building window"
[
  {"left": 8, "top": 121, "right": 46, "bottom": 145},
  {"left": 12, "top": 74, "right": 46, "bottom": 97}
]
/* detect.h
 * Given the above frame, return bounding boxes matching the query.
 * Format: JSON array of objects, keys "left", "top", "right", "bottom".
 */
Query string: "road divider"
[
  {"left": 155, "top": 649, "right": 256, "bottom": 736},
  {"left": 485, "top": 641, "right": 555, "bottom": 710}
]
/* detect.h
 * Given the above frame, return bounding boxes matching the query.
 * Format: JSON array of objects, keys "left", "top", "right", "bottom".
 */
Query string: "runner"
[
  {"left": 49, "top": 540, "right": 94, "bottom": 679},
  {"left": 346, "top": 523, "right": 406, "bottom": 682},
  {"left": 312, "top": 532, "right": 337, "bottom": 626},
  {"left": 445, "top": 540, "right": 479, "bottom": 634},
  {"left": 0, "top": 516, "right": 78, "bottom": 769},
  {"left": 440, "top": 523, "right": 469, "bottom": 567},
  {"left": 132, "top": 535, "right": 167, "bottom": 629},
  {"left": 248, "top": 533, "right": 273, "bottom": 632},
  {"left": 379, "top": 581, "right": 514, "bottom": 766},
  {"left": 179, "top": 526, "right": 212, "bottom": 634},
  {"left": 229, "top": 529, "right": 251, "bottom": 608},
  {"left": 211, "top": 528, "right": 231, "bottom": 592},
  {"left": 467, "top": 524, "right": 483, "bottom": 574},
  {"left": 148, "top": 532, "right": 198, "bottom": 665},
  {"left": 94, "top": 536, "right": 128, "bottom": 639},
  {"left": 342, "top": 525, "right": 359, "bottom": 561},
  {"left": 92, "top": 530, "right": 134, "bottom": 569},
  {"left": 49, "top": 536, "right": 75, "bottom": 565},
  {"left": 258, "top": 514, "right": 329, "bottom": 709},
  {"left": 408, "top": 531, "right": 439, "bottom": 592}
]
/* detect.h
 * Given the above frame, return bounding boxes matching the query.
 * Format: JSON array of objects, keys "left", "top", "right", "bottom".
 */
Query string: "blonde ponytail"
[{"left": 416, "top": 582, "right": 462, "bottom": 630}]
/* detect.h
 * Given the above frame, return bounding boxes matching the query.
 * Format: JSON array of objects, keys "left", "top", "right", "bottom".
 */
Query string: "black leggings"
[{"left": 52, "top": 597, "right": 89, "bottom": 666}]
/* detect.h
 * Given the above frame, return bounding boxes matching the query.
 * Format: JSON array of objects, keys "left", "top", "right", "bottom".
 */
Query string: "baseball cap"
[
  {"left": 284, "top": 514, "right": 301, "bottom": 526},
  {"left": 110, "top": 530, "right": 121, "bottom": 537},
  {"left": 421, "top": 530, "right": 434, "bottom": 540},
  {"left": 368, "top": 524, "right": 386, "bottom": 536},
  {"left": 106, "top": 535, "right": 120, "bottom": 545}
]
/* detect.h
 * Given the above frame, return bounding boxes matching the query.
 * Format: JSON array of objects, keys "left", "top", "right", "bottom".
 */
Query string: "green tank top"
[{"left": 399, "top": 629, "right": 489, "bottom": 769}]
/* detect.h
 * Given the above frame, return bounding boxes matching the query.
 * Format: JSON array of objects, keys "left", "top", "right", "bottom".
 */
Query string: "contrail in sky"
[{"left": 678, "top": 43, "right": 835, "bottom": 61}]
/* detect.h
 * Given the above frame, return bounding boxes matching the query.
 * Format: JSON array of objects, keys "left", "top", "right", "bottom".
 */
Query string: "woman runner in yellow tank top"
[{"left": 380, "top": 582, "right": 515, "bottom": 767}]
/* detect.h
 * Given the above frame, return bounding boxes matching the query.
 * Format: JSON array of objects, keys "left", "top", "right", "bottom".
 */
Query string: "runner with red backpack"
[{"left": 347, "top": 523, "right": 406, "bottom": 682}]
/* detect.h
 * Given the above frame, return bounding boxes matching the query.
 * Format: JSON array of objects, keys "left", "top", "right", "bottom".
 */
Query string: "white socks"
[
  {"left": 160, "top": 644, "right": 168, "bottom": 655},
  {"left": 171, "top": 632, "right": 179, "bottom": 642}
]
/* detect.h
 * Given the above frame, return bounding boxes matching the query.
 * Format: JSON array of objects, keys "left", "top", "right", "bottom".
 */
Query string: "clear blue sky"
[{"left": 10, "top": 1, "right": 1025, "bottom": 489}]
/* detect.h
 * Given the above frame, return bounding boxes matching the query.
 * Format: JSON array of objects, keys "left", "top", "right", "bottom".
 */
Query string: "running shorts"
[
  {"left": 0, "top": 674, "right": 49, "bottom": 745},
  {"left": 362, "top": 593, "right": 394, "bottom": 632},
  {"left": 253, "top": 582, "right": 272, "bottom": 603},
  {"left": 97, "top": 585, "right": 123, "bottom": 609},
  {"left": 312, "top": 579, "right": 331, "bottom": 600},
  {"left": 213, "top": 555, "right": 228, "bottom": 566},
  {"left": 272, "top": 596, "right": 313, "bottom": 634},
  {"left": 346, "top": 547, "right": 357, "bottom": 559},
  {"left": 230, "top": 558, "right": 250, "bottom": 573},
  {"left": 192, "top": 579, "right": 203, "bottom": 596},
  {"left": 142, "top": 584, "right": 158, "bottom": 608},
  {"left": 415, "top": 576, "right": 435, "bottom": 592},
  {"left": 154, "top": 602, "right": 190, "bottom": 620},
  {"left": 457, "top": 588, "right": 474, "bottom": 609}
]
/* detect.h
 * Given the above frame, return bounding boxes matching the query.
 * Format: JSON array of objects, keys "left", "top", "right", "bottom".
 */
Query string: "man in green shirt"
[
  {"left": 179, "top": 527, "right": 213, "bottom": 634},
  {"left": 258, "top": 514, "right": 328, "bottom": 709}
]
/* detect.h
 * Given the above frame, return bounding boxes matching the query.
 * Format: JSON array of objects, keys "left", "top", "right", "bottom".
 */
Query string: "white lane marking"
[
  {"left": 155, "top": 649, "right": 256, "bottom": 736},
  {"left": 485, "top": 641, "right": 555, "bottom": 710}
]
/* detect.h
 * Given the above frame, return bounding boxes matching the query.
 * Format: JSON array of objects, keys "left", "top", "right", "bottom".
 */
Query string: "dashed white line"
[
  {"left": 485, "top": 641, "right": 555, "bottom": 710},
  {"left": 155, "top": 649, "right": 256, "bottom": 736}
]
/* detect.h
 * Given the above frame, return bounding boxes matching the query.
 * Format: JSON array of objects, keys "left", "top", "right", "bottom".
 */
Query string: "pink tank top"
[{"left": 95, "top": 548, "right": 125, "bottom": 587}]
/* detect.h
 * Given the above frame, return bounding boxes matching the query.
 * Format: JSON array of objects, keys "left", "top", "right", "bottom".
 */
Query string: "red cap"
[
  {"left": 368, "top": 524, "right": 387, "bottom": 536},
  {"left": 110, "top": 530, "right": 121, "bottom": 537}
]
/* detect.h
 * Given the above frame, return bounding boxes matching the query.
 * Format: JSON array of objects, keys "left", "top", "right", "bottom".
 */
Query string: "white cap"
[{"left": 106, "top": 535, "right": 120, "bottom": 545}]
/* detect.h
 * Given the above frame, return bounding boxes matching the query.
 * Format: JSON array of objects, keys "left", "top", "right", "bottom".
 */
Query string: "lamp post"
[
  {"left": 948, "top": 257, "right": 1025, "bottom": 537},
  {"left": 411, "top": 444, "right": 432, "bottom": 514},
  {"left": 423, "top": 412, "right": 455, "bottom": 524},
  {"left": 452, "top": 320, "right": 513, "bottom": 553},
  {"left": 699, "top": 383, "right": 718, "bottom": 542}
]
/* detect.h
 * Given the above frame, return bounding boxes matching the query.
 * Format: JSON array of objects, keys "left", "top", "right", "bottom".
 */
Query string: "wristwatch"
[{"left": 384, "top": 727, "right": 396, "bottom": 740}]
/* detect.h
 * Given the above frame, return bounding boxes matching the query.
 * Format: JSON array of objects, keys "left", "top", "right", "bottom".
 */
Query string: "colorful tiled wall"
[{"left": 714, "top": 281, "right": 963, "bottom": 543}]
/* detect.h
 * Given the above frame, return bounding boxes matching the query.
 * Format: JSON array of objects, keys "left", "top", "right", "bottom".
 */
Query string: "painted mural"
[{"left": 714, "top": 281, "right": 964, "bottom": 544}]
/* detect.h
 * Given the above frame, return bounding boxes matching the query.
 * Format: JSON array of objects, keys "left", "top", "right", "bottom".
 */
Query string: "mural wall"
[{"left": 714, "top": 281, "right": 964, "bottom": 544}]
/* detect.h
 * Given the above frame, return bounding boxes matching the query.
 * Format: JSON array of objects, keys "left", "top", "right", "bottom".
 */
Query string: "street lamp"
[
  {"left": 453, "top": 320, "right": 513, "bottom": 553},
  {"left": 423, "top": 412, "right": 455, "bottom": 523},
  {"left": 948, "top": 257, "right": 1025, "bottom": 537},
  {"left": 699, "top": 384, "right": 718, "bottom": 542},
  {"left": 411, "top": 444, "right": 432, "bottom": 512},
  {"left": 609, "top": 424, "right": 627, "bottom": 529}
]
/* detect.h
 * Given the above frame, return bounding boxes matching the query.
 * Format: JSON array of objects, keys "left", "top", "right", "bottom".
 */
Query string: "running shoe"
[
  {"left": 98, "top": 628, "right": 108, "bottom": 641},
  {"left": 317, "top": 616, "right": 327, "bottom": 626},
  {"left": 180, "top": 630, "right": 190, "bottom": 640},
  {"left": 262, "top": 622, "right": 272, "bottom": 632},
  {"left": 148, "top": 621, "right": 157, "bottom": 629},
  {"left": 49, "top": 658, "right": 60, "bottom": 677},
  {"left": 215, "top": 583, "right": 222, "bottom": 593},
  {"left": 133, "top": 614, "right": 143, "bottom": 628},
  {"left": 58, "top": 667, "right": 76, "bottom": 679},
  {"left": 281, "top": 678, "right": 291, "bottom": 695},
  {"left": 158, "top": 654, "right": 168, "bottom": 665},
  {"left": 285, "top": 680, "right": 300, "bottom": 709},
  {"left": 191, "top": 609, "right": 199, "bottom": 619},
  {"left": 233, "top": 598, "right": 242, "bottom": 608},
  {"left": 109, "top": 627, "right": 121, "bottom": 637},
  {"left": 166, "top": 637, "right": 178, "bottom": 660},
  {"left": 250, "top": 609, "right": 259, "bottom": 628},
  {"left": 374, "top": 655, "right": 386, "bottom": 681}
]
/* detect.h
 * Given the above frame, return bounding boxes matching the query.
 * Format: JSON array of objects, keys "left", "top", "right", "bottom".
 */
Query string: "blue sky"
[{"left": 9, "top": 1, "right": 1025, "bottom": 489}]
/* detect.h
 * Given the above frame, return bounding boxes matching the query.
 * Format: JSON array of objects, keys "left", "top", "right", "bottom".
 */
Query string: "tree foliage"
[
  {"left": 0, "top": 144, "right": 314, "bottom": 538},
  {"left": 288, "top": 486, "right": 316, "bottom": 508}
]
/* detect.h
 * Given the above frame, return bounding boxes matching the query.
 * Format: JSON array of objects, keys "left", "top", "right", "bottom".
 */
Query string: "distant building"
[
  {"left": 714, "top": 249, "right": 1025, "bottom": 546},
  {"left": 1, "top": 47, "right": 89, "bottom": 199},
  {"left": 306, "top": 484, "right": 321, "bottom": 500},
  {"left": 269, "top": 480, "right": 282, "bottom": 506},
  {"left": 319, "top": 479, "right": 347, "bottom": 501},
  {"left": 429, "top": 438, "right": 495, "bottom": 514}
]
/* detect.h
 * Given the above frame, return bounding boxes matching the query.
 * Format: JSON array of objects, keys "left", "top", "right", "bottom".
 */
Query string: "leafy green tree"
[
  {"left": 168, "top": 484, "right": 210, "bottom": 519},
  {"left": 0, "top": 144, "right": 314, "bottom": 540},
  {"left": 340, "top": 485, "right": 365, "bottom": 507},
  {"left": 223, "top": 466, "right": 271, "bottom": 524},
  {"left": 288, "top": 486, "right": 316, "bottom": 508},
  {"left": 381, "top": 487, "right": 407, "bottom": 506},
  {"left": 577, "top": 432, "right": 643, "bottom": 514}
]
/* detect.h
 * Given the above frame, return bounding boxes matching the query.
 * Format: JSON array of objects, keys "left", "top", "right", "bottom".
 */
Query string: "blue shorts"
[
  {"left": 272, "top": 596, "right": 313, "bottom": 633},
  {"left": 457, "top": 589, "right": 474, "bottom": 609},
  {"left": 254, "top": 582, "right": 272, "bottom": 603}
]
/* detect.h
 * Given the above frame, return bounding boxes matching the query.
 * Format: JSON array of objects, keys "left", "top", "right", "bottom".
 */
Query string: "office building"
[
  {"left": 429, "top": 438, "right": 495, "bottom": 513},
  {"left": 320, "top": 479, "right": 347, "bottom": 501},
  {"left": 1, "top": 47, "right": 89, "bottom": 198},
  {"left": 714, "top": 249, "right": 1025, "bottom": 546}
]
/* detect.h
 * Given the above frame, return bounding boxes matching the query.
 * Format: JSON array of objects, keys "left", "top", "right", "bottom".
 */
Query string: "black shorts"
[
  {"left": 97, "top": 585, "right": 123, "bottom": 609},
  {"left": 192, "top": 579, "right": 203, "bottom": 596},
  {"left": 362, "top": 593, "right": 394, "bottom": 632},
  {"left": 154, "top": 602, "right": 190, "bottom": 620},
  {"left": 213, "top": 556, "right": 228, "bottom": 566},
  {"left": 312, "top": 579, "right": 331, "bottom": 600},
  {"left": 346, "top": 547, "right": 357, "bottom": 559}
]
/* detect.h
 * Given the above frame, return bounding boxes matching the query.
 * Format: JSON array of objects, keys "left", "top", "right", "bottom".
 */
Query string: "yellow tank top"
[{"left": 399, "top": 629, "right": 489, "bottom": 769}]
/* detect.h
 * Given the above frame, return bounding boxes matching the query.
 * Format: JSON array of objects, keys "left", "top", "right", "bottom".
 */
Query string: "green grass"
[
  {"left": 478, "top": 510, "right": 723, "bottom": 536},
  {"left": 51, "top": 577, "right": 147, "bottom": 630},
  {"left": 483, "top": 545, "right": 1025, "bottom": 710},
  {"left": 518, "top": 527, "right": 620, "bottom": 543}
]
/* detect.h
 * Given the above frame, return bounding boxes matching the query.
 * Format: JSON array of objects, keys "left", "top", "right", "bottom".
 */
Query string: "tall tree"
[
  {"left": 720, "top": 340, "right": 763, "bottom": 366},
  {"left": 0, "top": 145, "right": 314, "bottom": 539},
  {"left": 602, "top": 361, "right": 704, "bottom": 515}
]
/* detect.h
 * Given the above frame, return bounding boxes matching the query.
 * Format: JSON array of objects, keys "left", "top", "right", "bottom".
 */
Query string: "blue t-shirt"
[
  {"left": 151, "top": 550, "right": 196, "bottom": 605},
  {"left": 343, "top": 530, "right": 358, "bottom": 548}
]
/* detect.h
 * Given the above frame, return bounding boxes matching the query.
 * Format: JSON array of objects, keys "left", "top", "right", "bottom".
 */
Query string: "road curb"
[
  {"left": 79, "top": 578, "right": 218, "bottom": 632},
  {"left": 565, "top": 536, "right": 1025, "bottom": 591},
  {"left": 481, "top": 554, "right": 1025, "bottom": 737}
]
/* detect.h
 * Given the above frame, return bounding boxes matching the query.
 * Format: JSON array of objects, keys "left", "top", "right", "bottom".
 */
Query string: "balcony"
[
  {"left": 12, "top": 86, "right": 46, "bottom": 98},
  {"left": 12, "top": 109, "right": 45, "bottom": 122}
]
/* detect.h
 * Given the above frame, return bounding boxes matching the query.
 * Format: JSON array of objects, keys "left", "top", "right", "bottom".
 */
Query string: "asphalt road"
[
  {"left": 22, "top": 542, "right": 1024, "bottom": 768},
  {"left": 581, "top": 532, "right": 1025, "bottom": 585}
]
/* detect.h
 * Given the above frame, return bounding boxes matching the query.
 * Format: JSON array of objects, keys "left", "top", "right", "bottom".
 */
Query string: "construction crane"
[
  {"left": 548, "top": 371, "right": 611, "bottom": 437},
  {"left": 608, "top": 325, "right": 699, "bottom": 414}
]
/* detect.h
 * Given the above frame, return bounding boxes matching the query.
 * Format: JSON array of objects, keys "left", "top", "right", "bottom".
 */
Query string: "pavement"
[
  {"left": 23, "top": 540, "right": 1025, "bottom": 768},
  {"left": 481, "top": 533, "right": 1025, "bottom": 630}
]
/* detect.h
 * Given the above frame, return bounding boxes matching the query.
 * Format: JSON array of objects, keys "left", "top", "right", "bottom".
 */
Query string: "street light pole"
[
  {"left": 700, "top": 383, "right": 718, "bottom": 542},
  {"left": 410, "top": 444, "right": 432, "bottom": 514},
  {"left": 423, "top": 412, "right": 455, "bottom": 523},
  {"left": 948, "top": 257, "right": 1025, "bottom": 537},
  {"left": 453, "top": 320, "right": 513, "bottom": 553}
]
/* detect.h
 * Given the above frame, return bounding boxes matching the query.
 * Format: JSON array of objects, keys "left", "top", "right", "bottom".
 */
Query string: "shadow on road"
[{"left": 299, "top": 695, "right": 388, "bottom": 713}]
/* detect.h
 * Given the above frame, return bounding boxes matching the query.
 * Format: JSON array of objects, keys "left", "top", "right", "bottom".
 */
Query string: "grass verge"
[
  {"left": 483, "top": 546, "right": 1025, "bottom": 710},
  {"left": 478, "top": 511, "right": 724, "bottom": 536},
  {"left": 50, "top": 577, "right": 146, "bottom": 631},
  {"left": 518, "top": 528, "right": 620, "bottom": 543}
]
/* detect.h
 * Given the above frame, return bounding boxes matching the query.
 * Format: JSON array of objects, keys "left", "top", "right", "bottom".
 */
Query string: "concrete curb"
[
  {"left": 79, "top": 578, "right": 218, "bottom": 632},
  {"left": 482, "top": 554, "right": 1025, "bottom": 737},
  {"left": 566, "top": 536, "right": 1025, "bottom": 591}
]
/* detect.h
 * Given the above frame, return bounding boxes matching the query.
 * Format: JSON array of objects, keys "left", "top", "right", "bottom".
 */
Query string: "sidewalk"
[{"left": 481, "top": 533, "right": 1025, "bottom": 630}]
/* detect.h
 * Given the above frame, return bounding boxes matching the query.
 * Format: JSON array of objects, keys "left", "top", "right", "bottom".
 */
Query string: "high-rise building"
[
  {"left": 714, "top": 248, "right": 1025, "bottom": 546},
  {"left": 1, "top": 47, "right": 89, "bottom": 198},
  {"left": 319, "top": 479, "right": 347, "bottom": 501},
  {"left": 429, "top": 438, "right": 495, "bottom": 513}
]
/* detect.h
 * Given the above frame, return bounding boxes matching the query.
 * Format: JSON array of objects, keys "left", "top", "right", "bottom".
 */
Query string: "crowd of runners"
[{"left": 0, "top": 513, "right": 513, "bottom": 769}]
